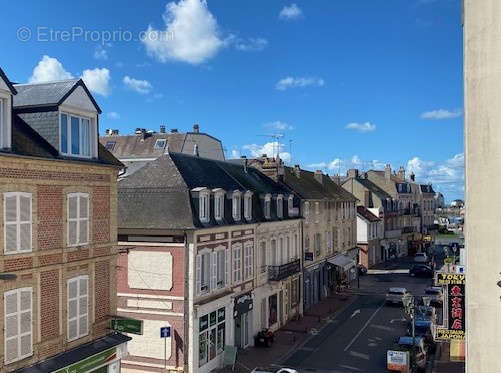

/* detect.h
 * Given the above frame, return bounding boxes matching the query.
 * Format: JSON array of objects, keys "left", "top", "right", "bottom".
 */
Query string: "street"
[{"left": 282, "top": 259, "right": 436, "bottom": 372}]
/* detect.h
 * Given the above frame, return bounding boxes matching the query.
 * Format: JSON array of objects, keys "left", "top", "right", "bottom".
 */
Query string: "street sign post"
[{"left": 160, "top": 326, "right": 171, "bottom": 369}]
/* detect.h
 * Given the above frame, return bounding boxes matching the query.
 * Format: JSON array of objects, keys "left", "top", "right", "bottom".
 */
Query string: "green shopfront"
[{"left": 53, "top": 347, "right": 120, "bottom": 373}]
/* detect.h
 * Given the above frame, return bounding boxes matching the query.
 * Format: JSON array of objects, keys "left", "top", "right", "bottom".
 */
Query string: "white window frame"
[
  {"left": 3, "top": 192, "right": 32, "bottom": 254},
  {"left": 154, "top": 138, "right": 166, "bottom": 149},
  {"left": 216, "top": 248, "right": 226, "bottom": 288},
  {"left": 67, "top": 193, "right": 89, "bottom": 247},
  {"left": 304, "top": 201, "right": 310, "bottom": 219},
  {"left": 199, "top": 190, "right": 210, "bottom": 223},
  {"left": 315, "top": 202, "right": 320, "bottom": 223},
  {"left": 59, "top": 112, "right": 94, "bottom": 158},
  {"left": 264, "top": 194, "right": 271, "bottom": 219},
  {"left": 214, "top": 191, "right": 225, "bottom": 221},
  {"left": 277, "top": 194, "right": 284, "bottom": 219},
  {"left": 4, "top": 287, "right": 33, "bottom": 364},
  {"left": 0, "top": 97, "right": 4, "bottom": 147},
  {"left": 244, "top": 241, "right": 253, "bottom": 280},
  {"left": 259, "top": 241, "right": 267, "bottom": 273},
  {"left": 67, "top": 276, "right": 89, "bottom": 342},
  {"left": 232, "top": 191, "right": 241, "bottom": 221},
  {"left": 244, "top": 191, "right": 253, "bottom": 221},
  {"left": 232, "top": 244, "right": 242, "bottom": 283},
  {"left": 200, "top": 252, "right": 210, "bottom": 294},
  {"left": 288, "top": 195, "right": 294, "bottom": 216}
]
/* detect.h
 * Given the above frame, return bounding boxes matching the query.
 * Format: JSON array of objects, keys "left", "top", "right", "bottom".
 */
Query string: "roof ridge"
[{"left": 14, "top": 79, "right": 79, "bottom": 86}]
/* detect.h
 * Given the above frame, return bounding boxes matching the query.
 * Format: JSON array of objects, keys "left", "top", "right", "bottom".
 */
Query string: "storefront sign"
[
  {"left": 111, "top": 318, "right": 143, "bottom": 335},
  {"left": 436, "top": 274, "right": 466, "bottom": 341},
  {"left": 436, "top": 273, "right": 466, "bottom": 286},
  {"left": 53, "top": 347, "right": 117, "bottom": 373},
  {"left": 234, "top": 292, "right": 253, "bottom": 318},
  {"left": 436, "top": 328, "right": 465, "bottom": 340}
]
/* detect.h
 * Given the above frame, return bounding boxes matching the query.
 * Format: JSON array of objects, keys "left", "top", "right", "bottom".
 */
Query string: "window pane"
[
  {"left": 5, "top": 338, "right": 18, "bottom": 362},
  {"left": 79, "top": 220, "right": 88, "bottom": 244},
  {"left": 20, "top": 334, "right": 32, "bottom": 356},
  {"left": 20, "top": 311, "right": 31, "bottom": 334},
  {"left": 5, "top": 195, "right": 17, "bottom": 222},
  {"left": 79, "top": 196, "right": 88, "bottom": 218},
  {"left": 68, "top": 221, "right": 78, "bottom": 245},
  {"left": 61, "top": 114, "right": 68, "bottom": 154},
  {"left": 5, "top": 293, "right": 18, "bottom": 314},
  {"left": 68, "top": 196, "right": 78, "bottom": 219},
  {"left": 79, "top": 314, "right": 88, "bottom": 336},
  {"left": 79, "top": 278, "right": 88, "bottom": 296},
  {"left": 19, "top": 195, "right": 31, "bottom": 222},
  {"left": 20, "top": 223, "right": 31, "bottom": 251},
  {"left": 68, "top": 299, "right": 77, "bottom": 319},
  {"left": 5, "top": 314, "right": 18, "bottom": 338},
  {"left": 5, "top": 224, "right": 18, "bottom": 253},
  {"left": 81, "top": 119, "right": 90, "bottom": 156},
  {"left": 71, "top": 116, "right": 80, "bottom": 155},
  {"left": 68, "top": 280, "right": 78, "bottom": 299},
  {"left": 20, "top": 290, "right": 31, "bottom": 311}
]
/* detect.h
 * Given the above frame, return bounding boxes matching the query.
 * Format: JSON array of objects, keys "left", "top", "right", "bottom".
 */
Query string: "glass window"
[
  {"left": 67, "top": 276, "right": 88, "bottom": 341},
  {"left": 268, "top": 294, "right": 278, "bottom": 325},
  {"left": 215, "top": 193, "right": 224, "bottom": 220},
  {"left": 4, "top": 192, "right": 32, "bottom": 254},
  {"left": 277, "top": 195, "right": 283, "bottom": 218},
  {"left": 104, "top": 141, "right": 115, "bottom": 151},
  {"left": 71, "top": 116, "right": 80, "bottom": 155},
  {"left": 154, "top": 139, "right": 166, "bottom": 149},
  {"left": 67, "top": 193, "right": 89, "bottom": 246},
  {"left": 61, "top": 114, "right": 68, "bottom": 154},
  {"left": 4, "top": 287, "right": 33, "bottom": 364},
  {"left": 260, "top": 241, "right": 266, "bottom": 273},
  {"left": 199, "top": 308, "right": 225, "bottom": 367},
  {"left": 61, "top": 113, "right": 93, "bottom": 157}
]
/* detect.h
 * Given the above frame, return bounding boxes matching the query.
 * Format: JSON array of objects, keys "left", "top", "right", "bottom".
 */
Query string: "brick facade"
[{"left": 0, "top": 155, "right": 120, "bottom": 372}]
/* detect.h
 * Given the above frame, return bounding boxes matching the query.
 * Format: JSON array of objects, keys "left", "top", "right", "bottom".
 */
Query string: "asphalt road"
[{"left": 283, "top": 260, "right": 436, "bottom": 373}]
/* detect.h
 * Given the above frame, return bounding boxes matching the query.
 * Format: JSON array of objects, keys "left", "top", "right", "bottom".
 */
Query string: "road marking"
[
  {"left": 349, "top": 350, "right": 370, "bottom": 360},
  {"left": 350, "top": 309, "right": 361, "bottom": 319},
  {"left": 390, "top": 317, "right": 407, "bottom": 324},
  {"left": 367, "top": 269, "right": 409, "bottom": 274},
  {"left": 339, "top": 364, "right": 364, "bottom": 371},
  {"left": 343, "top": 302, "right": 384, "bottom": 352},
  {"left": 370, "top": 324, "right": 394, "bottom": 332}
]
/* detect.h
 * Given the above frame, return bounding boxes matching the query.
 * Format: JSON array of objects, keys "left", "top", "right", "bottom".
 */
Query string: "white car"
[
  {"left": 414, "top": 252, "right": 428, "bottom": 263},
  {"left": 386, "top": 287, "right": 409, "bottom": 305}
]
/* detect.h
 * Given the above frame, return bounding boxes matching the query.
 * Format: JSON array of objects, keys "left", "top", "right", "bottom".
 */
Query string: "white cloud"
[
  {"left": 107, "top": 112, "right": 120, "bottom": 119},
  {"left": 229, "top": 149, "right": 241, "bottom": 159},
  {"left": 142, "top": 0, "right": 224, "bottom": 65},
  {"left": 81, "top": 68, "right": 111, "bottom": 96},
  {"left": 242, "top": 142, "right": 291, "bottom": 162},
  {"left": 345, "top": 122, "right": 376, "bottom": 133},
  {"left": 275, "top": 76, "right": 325, "bottom": 90},
  {"left": 29, "top": 55, "right": 74, "bottom": 83},
  {"left": 406, "top": 153, "right": 464, "bottom": 200},
  {"left": 93, "top": 45, "right": 108, "bottom": 60},
  {"left": 306, "top": 162, "right": 328, "bottom": 169},
  {"left": 235, "top": 37, "right": 268, "bottom": 52},
  {"left": 420, "top": 109, "right": 462, "bottom": 120},
  {"left": 264, "top": 121, "right": 294, "bottom": 131},
  {"left": 279, "top": 4, "right": 303, "bottom": 20},
  {"left": 306, "top": 155, "right": 386, "bottom": 174},
  {"left": 123, "top": 75, "right": 153, "bottom": 94}
]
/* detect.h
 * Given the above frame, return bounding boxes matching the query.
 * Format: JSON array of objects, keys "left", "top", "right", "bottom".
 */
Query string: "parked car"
[
  {"left": 407, "top": 320, "right": 436, "bottom": 353},
  {"left": 409, "top": 264, "right": 433, "bottom": 278},
  {"left": 424, "top": 287, "right": 443, "bottom": 306},
  {"left": 414, "top": 252, "right": 428, "bottom": 263},
  {"left": 415, "top": 305, "right": 437, "bottom": 324},
  {"left": 394, "top": 336, "right": 428, "bottom": 372},
  {"left": 386, "top": 287, "right": 410, "bottom": 306}
]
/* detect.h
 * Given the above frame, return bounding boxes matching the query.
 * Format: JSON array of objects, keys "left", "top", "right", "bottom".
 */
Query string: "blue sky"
[{"left": 0, "top": 0, "right": 463, "bottom": 201}]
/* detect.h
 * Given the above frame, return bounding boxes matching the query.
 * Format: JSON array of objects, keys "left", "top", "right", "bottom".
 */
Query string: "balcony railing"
[{"left": 268, "top": 259, "right": 301, "bottom": 281}]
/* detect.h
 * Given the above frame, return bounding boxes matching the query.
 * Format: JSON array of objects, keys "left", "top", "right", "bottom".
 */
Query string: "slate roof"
[
  {"left": 0, "top": 67, "right": 17, "bottom": 94},
  {"left": 118, "top": 152, "right": 298, "bottom": 231},
  {"left": 420, "top": 184, "right": 435, "bottom": 193},
  {"left": 357, "top": 205, "right": 380, "bottom": 222},
  {"left": 282, "top": 167, "right": 331, "bottom": 200},
  {"left": 351, "top": 177, "right": 392, "bottom": 200},
  {"left": 13, "top": 79, "right": 102, "bottom": 113}
]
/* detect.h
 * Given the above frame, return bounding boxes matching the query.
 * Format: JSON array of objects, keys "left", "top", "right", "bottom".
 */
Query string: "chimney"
[
  {"left": 385, "top": 164, "right": 392, "bottom": 180},
  {"left": 364, "top": 190, "right": 371, "bottom": 207},
  {"left": 410, "top": 172, "right": 415, "bottom": 182},
  {"left": 347, "top": 169, "right": 359, "bottom": 179},
  {"left": 171, "top": 128, "right": 178, "bottom": 133},
  {"left": 314, "top": 170, "right": 324, "bottom": 184},
  {"left": 294, "top": 164, "right": 301, "bottom": 178},
  {"left": 193, "top": 124, "right": 200, "bottom": 133},
  {"left": 160, "top": 125, "right": 166, "bottom": 134},
  {"left": 106, "top": 128, "right": 119, "bottom": 135},
  {"left": 331, "top": 174, "right": 341, "bottom": 185},
  {"left": 260, "top": 156, "right": 284, "bottom": 182},
  {"left": 243, "top": 158, "right": 248, "bottom": 173},
  {"left": 193, "top": 144, "right": 199, "bottom": 157},
  {"left": 398, "top": 166, "right": 405, "bottom": 180},
  {"left": 112, "top": 129, "right": 119, "bottom": 135}
]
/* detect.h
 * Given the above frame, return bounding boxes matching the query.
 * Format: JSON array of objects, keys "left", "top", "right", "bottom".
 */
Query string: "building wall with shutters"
[{"left": 0, "top": 154, "right": 120, "bottom": 372}]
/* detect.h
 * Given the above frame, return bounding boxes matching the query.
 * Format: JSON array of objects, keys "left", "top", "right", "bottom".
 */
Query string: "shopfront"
[
  {"left": 234, "top": 291, "right": 253, "bottom": 349},
  {"left": 328, "top": 254, "right": 356, "bottom": 286}
]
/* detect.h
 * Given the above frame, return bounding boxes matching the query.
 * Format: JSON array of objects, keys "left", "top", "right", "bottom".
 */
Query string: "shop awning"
[
  {"left": 14, "top": 333, "right": 131, "bottom": 373},
  {"left": 328, "top": 254, "right": 356, "bottom": 271}
]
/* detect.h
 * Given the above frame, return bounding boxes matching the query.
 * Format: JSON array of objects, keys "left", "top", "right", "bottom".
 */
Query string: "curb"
[{"left": 279, "top": 293, "right": 360, "bottom": 365}]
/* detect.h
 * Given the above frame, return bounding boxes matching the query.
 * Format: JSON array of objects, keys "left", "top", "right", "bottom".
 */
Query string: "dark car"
[
  {"left": 407, "top": 320, "right": 436, "bottom": 353},
  {"left": 409, "top": 264, "right": 433, "bottom": 278}
]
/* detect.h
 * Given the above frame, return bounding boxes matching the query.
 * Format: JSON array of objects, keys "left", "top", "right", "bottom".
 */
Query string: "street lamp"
[{"left": 0, "top": 273, "right": 17, "bottom": 281}]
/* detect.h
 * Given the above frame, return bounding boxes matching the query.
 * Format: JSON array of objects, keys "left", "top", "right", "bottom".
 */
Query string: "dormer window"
[
  {"left": 264, "top": 194, "right": 271, "bottom": 219},
  {"left": 277, "top": 194, "right": 284, "bottom": 219},
  {"left": 232, "top": 191, "right": 241, "bottom": 221},
  {"left": 199, "top": 189, "right": 210, "bottom": 223},
  {"left": 104, "top": 141, "right": 115, "bottom": 151},
  {"left": 60, "top": 112, "right": 95, "bottom": 158},
  {"left": 154, "top": 139, "right": 166, "bottom": 149},
  {"left": 244, "top": 191, "right": 253, "bottom": 221},
  {"left": 288, "top": 195, "right": 294, "bottom": 216},
  {"left": 0, "top": 94, "right": 11, "bottom": 149},
  {"left": 213, "top": 189, "right": 225, "bottom": 221}
]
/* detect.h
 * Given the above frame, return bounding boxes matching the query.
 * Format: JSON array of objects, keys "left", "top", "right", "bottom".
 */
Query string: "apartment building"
[
  {"left": 116, "top": 152, "right": 301, "bottom": 373},
  {"left": 248, "top": 157, "right": 358, "bottom": 311},
  {"left": 0, "top": 68, "right": 129, "bottom": 373},
  {"left": 356, "top": 206, "right": 383, "bottom": 268}
]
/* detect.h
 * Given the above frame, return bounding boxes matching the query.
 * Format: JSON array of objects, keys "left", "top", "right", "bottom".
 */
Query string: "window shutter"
[
  {"left": 4, "top": 195, "right": 18, "bottom": 253},
  {"left": 79, "top": 195, "right": 89, "bottom": 244},
  {"left": 67, "top": 278, "right": 78, "bottom": 341},
  {"left": 225, "top": 247, "right": 230, "bottom": 285},
  {"left": 4, "top": 291, "right": 19, "bottom": 362},
  {"left": 210, "top": 252, "right": 217, "bottom": 291},
  {"left": 19, "top": 289, "right": 32, "bottom": 357},
  {"left": 68, "top": 195, "right": 78, "bottom": 246},
  {"left": 19, "top": 195, "right": 31, "bottom": 252},
  {"left": 248, "top": 244, "right": 253, "bottom": 278},
  {"left": 79, "top": 277, "right": 88, "bottom": 337},
  {"left": 195, "top": 254, "right": 201, "bottom": 295}
]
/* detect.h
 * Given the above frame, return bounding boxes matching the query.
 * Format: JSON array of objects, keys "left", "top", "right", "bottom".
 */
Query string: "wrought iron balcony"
[{"left": 268, "top": 259, "right": 301, "bottom": 281}]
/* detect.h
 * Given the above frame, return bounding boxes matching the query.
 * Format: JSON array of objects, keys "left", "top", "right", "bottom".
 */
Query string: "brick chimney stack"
[
  {"left": 193, "top": 124, "right": 200, "bottom": 133},
  {"left": 385, "top": 164, "right": 392, "bottom": 180},
  {"left": 398, "top": 166, "right": 405, "bottom": 180}
]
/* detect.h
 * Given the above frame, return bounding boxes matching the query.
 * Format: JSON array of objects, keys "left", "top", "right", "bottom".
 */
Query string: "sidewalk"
[{"left": 215, "top": 293, "right": 357, "bottom": 373}]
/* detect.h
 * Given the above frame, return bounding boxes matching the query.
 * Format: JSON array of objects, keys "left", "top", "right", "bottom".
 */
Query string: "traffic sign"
[{"left": 160, "top": 326, "right": 171, "bottom": 338}]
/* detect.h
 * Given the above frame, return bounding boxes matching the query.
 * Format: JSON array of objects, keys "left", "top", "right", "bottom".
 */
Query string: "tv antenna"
[{"left": 257, "top": 133, "right": 284, "bottom": 158}]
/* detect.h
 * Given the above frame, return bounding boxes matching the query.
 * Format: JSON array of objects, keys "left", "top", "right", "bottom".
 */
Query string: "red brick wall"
[
  {"left": 92, "top": 186, "right": 111, "bottom": 244},
  {"left": 3, "top": 257, "right": 33, "bottom": 271},
  {"left": 40, "top": 269, "right": 60, "bottom": 340},
  {"left": 95, "top": 260, "right": 110, "bottom": 321},
  {"left": 37, "top": 185, "right": 63, "bottom": 250},
  {"left": 358, "top": 244, "right": 369, "bottom": 269}
]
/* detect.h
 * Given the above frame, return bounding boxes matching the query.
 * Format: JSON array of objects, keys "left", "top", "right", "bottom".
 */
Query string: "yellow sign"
[
  {"left": 436, "top": 328, "right": 465, "bottom": 340},
  {"left": 423, "top": 235, "right": 432, "bottom": 242},
  {"left": 436, "top": 273, "right": 466, "bottom": 285}
]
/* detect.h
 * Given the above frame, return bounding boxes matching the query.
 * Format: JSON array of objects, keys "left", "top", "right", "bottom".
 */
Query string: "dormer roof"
[
  {"left": 0, "top": 67, "right": 17, "bottom": 94},
  {"left": 13, "top": 79, "right": 101, "bottom": 113}
]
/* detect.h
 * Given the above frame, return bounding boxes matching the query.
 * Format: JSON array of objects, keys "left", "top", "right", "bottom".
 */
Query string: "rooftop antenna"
[
  {"left": 289, "top": 139, "right": 293, "bottom": 165},
  {"left": 257, "top": 133, "right": 284, "bottom": 158}
]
